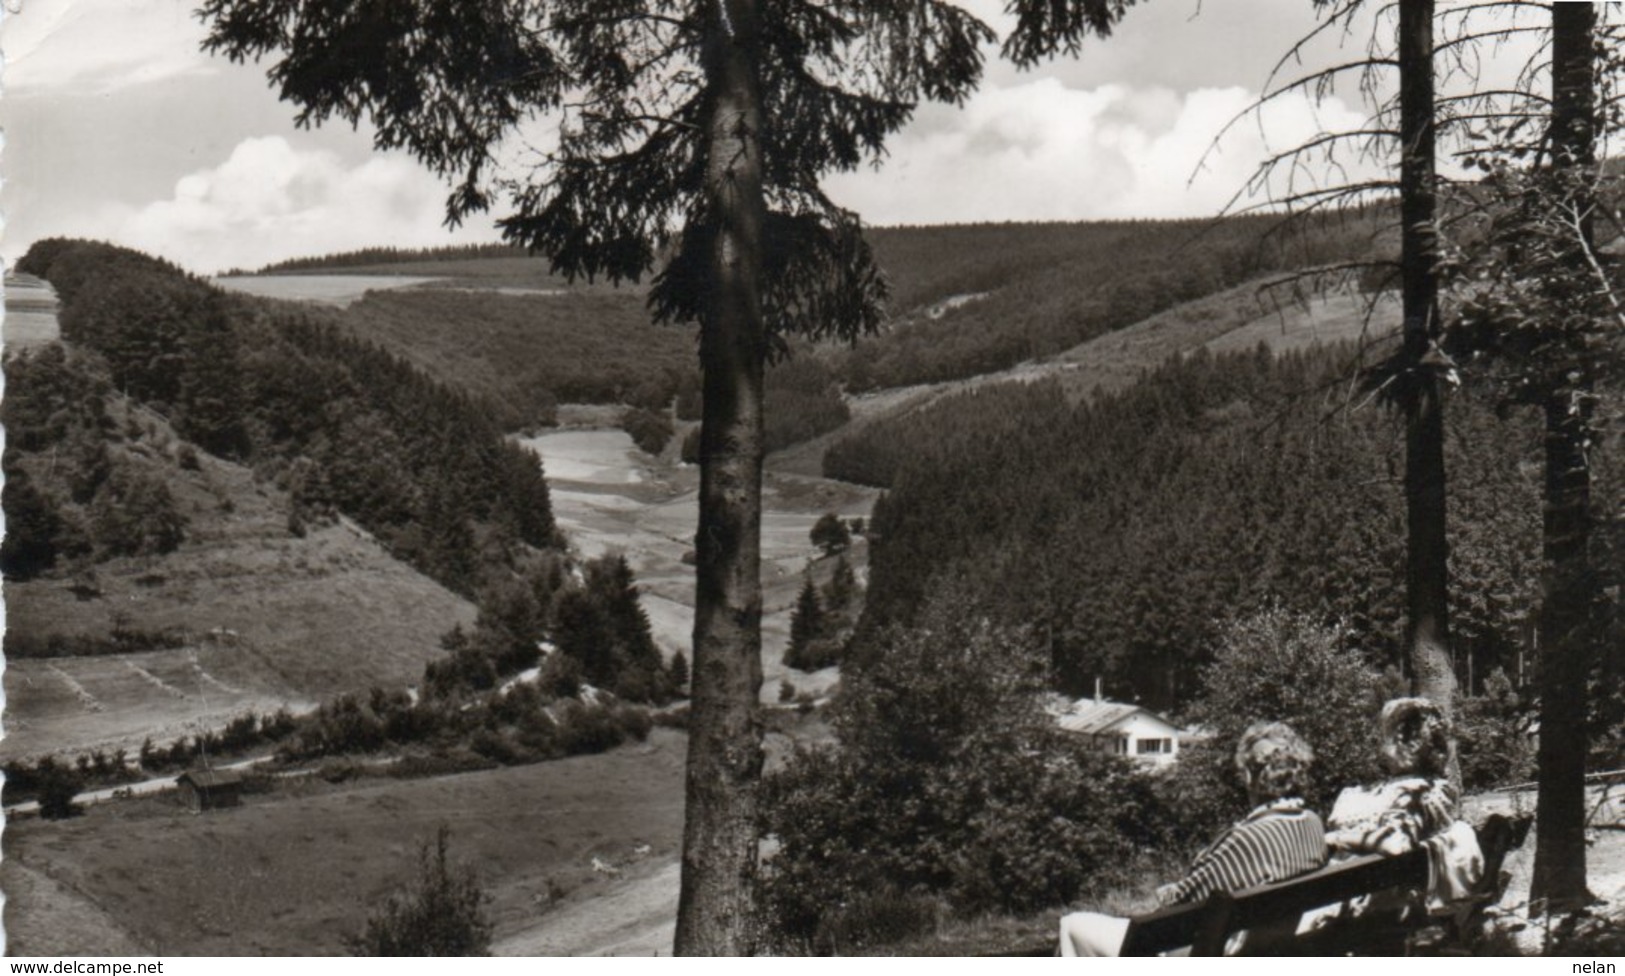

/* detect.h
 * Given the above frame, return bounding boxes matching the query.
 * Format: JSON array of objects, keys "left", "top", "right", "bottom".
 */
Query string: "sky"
[{"left": 0, "top": 0, "right": 1434, "bottom": 274}]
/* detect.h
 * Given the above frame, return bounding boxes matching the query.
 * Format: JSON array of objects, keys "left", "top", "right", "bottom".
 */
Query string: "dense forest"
[
  {"left": 333, "top": 287, "right": 852, "bottom": 452},
  {"left": 240, "top": 243, "right": 528, "bottom": 275},
  {"left": 836, "top": 341, "right": 1621, "bottom": 712},
  {"left": 9, "top": 238, "right": 558, "bottom": 597},
  {"left": 337, "top": 288, "right": 697, "bottom": 430},
  {"left": 222, "top": 217, "right": 1393, "bottom": 456},
  {"left": 836, "top": 213, "right": 1391, "bottom": 391}
]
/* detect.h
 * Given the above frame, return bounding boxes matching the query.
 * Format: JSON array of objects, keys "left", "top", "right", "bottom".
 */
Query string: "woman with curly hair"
[
  {"left": 1324, "top": 697, "right": 1458, "bottom": 858},
  {"left": 1303, "top": 697, "right": 1486, "bottom": 937}
]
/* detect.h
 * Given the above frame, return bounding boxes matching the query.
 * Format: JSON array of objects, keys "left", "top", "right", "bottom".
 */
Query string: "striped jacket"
[{"left": 1166, "top": 798, "right": 1328, "bottom": 905}]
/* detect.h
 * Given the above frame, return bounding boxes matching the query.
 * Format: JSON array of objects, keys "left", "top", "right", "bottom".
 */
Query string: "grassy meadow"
[{"left": 2, "top": 729, "right": 688, "bottom": 955}]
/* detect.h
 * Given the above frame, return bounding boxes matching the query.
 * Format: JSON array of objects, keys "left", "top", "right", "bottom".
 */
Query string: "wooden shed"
[{"left": 176, "top": 768, "right": 244, "bottom": 812}]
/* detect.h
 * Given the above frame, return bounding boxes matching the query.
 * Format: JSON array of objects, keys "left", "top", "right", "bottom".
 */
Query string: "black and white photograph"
[{"left": 0, "top": 0, "right": 1621, "bottom": 958}]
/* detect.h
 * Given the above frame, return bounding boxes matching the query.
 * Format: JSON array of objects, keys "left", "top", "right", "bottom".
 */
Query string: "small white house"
[{"left": 1056, "top": 695, "right": 1184, "bottom": 767}]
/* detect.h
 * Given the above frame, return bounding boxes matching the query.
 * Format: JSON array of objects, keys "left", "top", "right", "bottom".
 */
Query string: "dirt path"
[{"left": 494, "top": 859, "right": 680, "bottom": 957}]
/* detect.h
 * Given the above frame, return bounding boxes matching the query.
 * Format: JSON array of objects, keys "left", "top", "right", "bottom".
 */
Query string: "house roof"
[
  {"left": 177, "top": 768, "right": 244, "bottom": 789},
  {"left": 1058, "top": 700, "right": 1144, "bottom": 736}
]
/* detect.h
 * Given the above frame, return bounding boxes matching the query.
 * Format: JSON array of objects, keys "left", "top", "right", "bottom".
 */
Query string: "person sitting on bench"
[
  {"left": 1305, "top": 697, "right": 1483, "bottom": 935},
  {"left": 1058, "top": 721, "right": 1329, "bottom": 956},
  {"left": 1325, "top": 697, "right": 1458, "bottom": 858}
]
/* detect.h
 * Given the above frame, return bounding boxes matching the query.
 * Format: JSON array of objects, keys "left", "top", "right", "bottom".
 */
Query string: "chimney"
[{"left": 1094, "top": 677, "right": 1103, "bottom": 704}]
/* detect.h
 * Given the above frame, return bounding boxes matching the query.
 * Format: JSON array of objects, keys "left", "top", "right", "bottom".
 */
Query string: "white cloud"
[
  {"left": 117, "top": 136, "right": 500, "bottom": 273},
  {"left": 827, "top": 78, "right": 1381, "bottom": 225}
]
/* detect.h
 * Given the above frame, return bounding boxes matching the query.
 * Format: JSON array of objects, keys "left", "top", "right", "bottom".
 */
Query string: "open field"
[
  {"left": 1205, "top": 289, "right": 1401, "bottom": 358},
  {"left": 1, "top": 861, "right": 149, "bottom": 956},
  {"left": 4, "top": 273, "right": 61, "bottom": 350},
  {"left": 3, "top": 729, "right": 689, "bottom": 956},
  {"left": 212, "top": 274, "right": 441, "bottom": 306},
  {"left": 3, "top": 431, "right": 474, "bottom": 762},
  {"left": 263, "top": 256, "right": 645, "bottom": 296},
  {"left": 3, "top": 648, "right": 302, "bottom": 764}
]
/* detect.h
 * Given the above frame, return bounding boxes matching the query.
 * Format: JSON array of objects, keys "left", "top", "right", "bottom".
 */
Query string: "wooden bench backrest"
[{"left": 1119, "top": 848, "right": 1430, "bottom": 956}]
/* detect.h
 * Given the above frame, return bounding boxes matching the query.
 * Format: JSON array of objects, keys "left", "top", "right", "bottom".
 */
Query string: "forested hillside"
[
  {"left": 837, "top": 343, "right": 1610, "bottom": 710},
  {"left": 223, "top": 215, "right": 1390, "bottom": 454},
  {"left": 245, "top": 243, "right": 525, "bottom": 275},
  {"left": 11, "top": 239, "right": 558, "bottom": 597},
  {"left": 338, "top": 289, "right": 696, "bottom": 430},
  {"left": 837, "top": 213, "right": 1390, "bottom": 391}
]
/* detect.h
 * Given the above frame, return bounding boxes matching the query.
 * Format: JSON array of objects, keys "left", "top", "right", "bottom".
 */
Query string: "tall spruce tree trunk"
[
  {"left": 674, "top": 0, "right": 768, "bottom": 956},
  {"left": 1398, "top": 0, "right": 1459, "bottom": 737},
  {"left": 1531, "top": 0, "right": 1597, "bottom": 912}
]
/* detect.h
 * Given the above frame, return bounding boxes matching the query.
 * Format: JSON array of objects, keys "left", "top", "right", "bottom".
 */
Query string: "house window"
[{"left": 1136, "top": 738, "right": 1172, "bottom": 755}]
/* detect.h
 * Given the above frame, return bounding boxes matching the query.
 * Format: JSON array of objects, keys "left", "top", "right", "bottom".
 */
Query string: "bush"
[
  {"left": 89, "top": 463, "right": 188, "bottom": 556},
  {"left": 1456, "top": 668, "right": 1536, "bottom": 792},
  {"left": 558, "top": 701, "right": 650, "bottom": 754},
  {"left": 1176, "top": 606, "right": 1386, "bottom": 832},
  {"left": 760, "top": 597, "right": 1168, "bottom": 948},
  {"left": 349, "top": 826, "right": 493, "bottom": 956},
  {"left": 810, "top": 513, "right": 851, "bottom": 556},
  {"left": 37, "top": 763, "right": 84, "bottom": 820},
  {"left": 621, "top": 407, "right": 674, "bottom": 456}
]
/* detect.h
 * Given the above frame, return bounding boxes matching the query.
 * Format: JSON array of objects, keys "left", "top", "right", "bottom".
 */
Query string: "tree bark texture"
[
  {"left": 674, "top": 0, "right": 768, "bottom": 956},
  {"left": 1531, "top": 0, "right": 1597, "bottom": 912},
  {"left": 1397, "top": 0, "right": 1458, "bottom": 730}
]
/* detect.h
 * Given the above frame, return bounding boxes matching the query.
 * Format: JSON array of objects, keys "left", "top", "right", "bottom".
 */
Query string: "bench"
[
  {"left": 1119, "top": 848, "right": 1429, "bottom": 955},
  {"left": 1008, "top": 813, "right": 1530, "bottom": 956}
]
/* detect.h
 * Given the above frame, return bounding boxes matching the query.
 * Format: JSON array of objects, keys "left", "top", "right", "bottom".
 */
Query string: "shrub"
[
  {"left": 760, "top": 598, "right": 1167, "bottom": 947},
  {"left": 810, "top": 513, "right": 851, "bottom": 556},
  {"left": 620, "top": 407, "right": 673, "bottom": 456},
  {"left": 37, "top": 763, "right": 85, "bottom": 820},
  {"left": 349, "top": 826, "right": 493, "bottom": 956},
  {"left": 89, "top": 463, "right": 187, "bottom": 556},
  {"left": 1176, "top": 606, "right": 1386, "bottom": 833},
  {"left": 1456, "top": 668, "right": 1536, "bottom": 792}
]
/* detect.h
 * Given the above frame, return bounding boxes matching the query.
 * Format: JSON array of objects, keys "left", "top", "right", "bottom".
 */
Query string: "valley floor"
[
  {"left": 2, "top": 421, "right": 873, "bottom": 957},
  {"left": 3, "top": 729, "right": 689, "bottom": 956}
]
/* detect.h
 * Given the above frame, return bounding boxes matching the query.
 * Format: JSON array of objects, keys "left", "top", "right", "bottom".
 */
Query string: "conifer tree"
[
  {"left": 668, "top": 650, "right": 691, "bottom": 697},
  {"left": 824, "top": 554, "right": 857, "bottom": 614},
  {"left": 1528, "top": 1, "right": 1602, "bottom": 911},
  {"left": 197, "top": 0, "right": 1133, "bottom": 952},
  {"left": 786, "top": 577, "right": 825, "bottom": 671}
]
